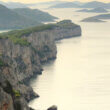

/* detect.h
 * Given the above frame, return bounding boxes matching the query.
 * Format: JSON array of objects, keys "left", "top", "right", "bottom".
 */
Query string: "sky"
[{"left": 1, "top": 0, "right": 110, "bottom": 3}]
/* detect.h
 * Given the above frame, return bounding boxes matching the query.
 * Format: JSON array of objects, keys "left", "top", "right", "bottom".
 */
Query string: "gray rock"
[
  {"left": 0, "top": 87, "right": 14, "bottom": 110},
  {"left": 47, "top": 105, "right": 57, "bottom": 110}
]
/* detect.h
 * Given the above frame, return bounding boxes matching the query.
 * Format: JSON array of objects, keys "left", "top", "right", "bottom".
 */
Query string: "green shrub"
[
  {"left": 13, "top": 89, "right": 21, "bottom": 97},
  {"left": 0, "top": 24, "right": 56, "bottom": 46},
  {"left": 0, "top": 53, "right": 2, "bottom": 56},
  {"left": 0, "top": 59, "right": 4, "bottom": 66},
  {"left": 0, "top": 20, "right": 77, "bottom": 46},
  {"left": 0, "top": 34, "right": 30, "bottom": 46},
  {"left": 9, "top": 36, "right": 30, "bottom": 46}
]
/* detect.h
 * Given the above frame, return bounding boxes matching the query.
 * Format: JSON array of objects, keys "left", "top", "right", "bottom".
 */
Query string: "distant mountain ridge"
[
  {"left": 0, "top": 4, "right": 36, "bottom": 29},
  {"left": 1, "top": 1, "right": 110, "bottom": 9},
  {"left": 49, "top": 1, "right": 110, "bottom": 9},
  {"left": 77, "top": 7, "right": 108, "bottom": 13},
  {"left": 0, "top": 4, "right": 57, "bottom": 29},
  {"left": 49, "top": 2, "right": 80, "bottom": 8},
  {"left": 13, "top": 8, "right": 57, "bottom": 22},
  {"left": 0, "top": 1, "right": 27, "bottom": 8},
  {"left": 81, "top": 1, "right": 110, "bottom": 8},
  {"left": 0, "top": 1, "right": 110, "bottom": 9},
  {"left": 27, "top": 1, "right": 66, "bottom": 7}
]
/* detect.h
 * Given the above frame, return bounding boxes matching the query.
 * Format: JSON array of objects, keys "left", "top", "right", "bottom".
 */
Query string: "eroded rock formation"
[{"left": 0, "top": 20, "right": 81, "bottom": 110}]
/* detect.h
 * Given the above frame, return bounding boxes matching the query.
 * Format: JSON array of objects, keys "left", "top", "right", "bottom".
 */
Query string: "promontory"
[{"left": 0, "top": 20, "right": 81, "bottom": 110}]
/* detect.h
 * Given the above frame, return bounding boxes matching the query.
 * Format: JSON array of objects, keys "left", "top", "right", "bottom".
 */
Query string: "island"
[
  {"left": 90, "top": 14, "right": 110, "bottom": 19},
  {"left": 80, "top": 1, "right": 110, "bottom": 9},
  {"left": 49, "top": 1, "right": 110, "bottom": 9},
  {"left": 81, "top": 13, "right": 110, "bottom": 22},
  {"left": 0, "top": 4, "right": 57, "bottom": 30},
  {"left": 49, "top": 2, "right": 80, "bottom": 8},
  {"left": 76, "top": 7, "right": 108, "bottom": 13},
  {"left": 81, "top": 17, "right": 106, "bottom": 22}
]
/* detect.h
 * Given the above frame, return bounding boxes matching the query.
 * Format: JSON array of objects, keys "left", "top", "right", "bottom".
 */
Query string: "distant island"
[
  {"left": 77, "top": 7, "right": 108, "bottom": 13},
  {"left": 1, "top": 1, "right": 110, "bottom": 9},
  {"left": 81, "top": 13, "right": 110, "bottom": 22},
  {"left": 0, "top": 1, "right": 27, "bottom": 9},
  {"left": 90, "top": 14, "right": 110, "bottom": 19},
  {"left": 49, "top": 1, "right": 110, "bottom": 9},
  {"left": 0, "top": 4, "right": 57, "bottom": 30},
  {"left": 27, "top": 1, "right": 66, "bottom": 7},
  {"left": 81, "top": 18, "right": 105, "bottom": 23},
  {"left": 1, "top": 1, "right": 110, "bottom": 10},
  {"left": 49, "top": 2, "right": 80, "bottom": 8},
  {"left": 80, "top": 1, "right": 110, "bottom": 9}
]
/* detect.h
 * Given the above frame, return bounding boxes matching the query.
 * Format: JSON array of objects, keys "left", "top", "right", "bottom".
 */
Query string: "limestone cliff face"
[
  {"left": 0, "top": 20, "right": 81, "bottom": 110},
  {"left": 0, "top": 87, "right": 14, "bottom": 110},
  {"left": 0, "top": 67, "right": 30, "bottom": 110},
  {"left": 24, "top": 30, "right": 57, "bottom": 63}
]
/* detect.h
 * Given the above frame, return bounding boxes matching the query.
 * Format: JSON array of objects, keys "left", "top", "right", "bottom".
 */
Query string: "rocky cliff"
[{"left": 0, "top": 20, "right": 81, "bottom": 110}]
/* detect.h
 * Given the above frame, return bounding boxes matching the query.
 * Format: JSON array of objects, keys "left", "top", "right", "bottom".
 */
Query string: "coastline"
[{"left": 0, "top": 20, "right": 81, "bottom": 110}]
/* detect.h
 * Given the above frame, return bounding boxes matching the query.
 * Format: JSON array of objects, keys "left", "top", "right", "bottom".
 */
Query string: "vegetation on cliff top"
[
  {"left": 0, "top": 24, "right": 56, "bottom": 46},
  {"left": 0, "top": 59, "right": 4, "bottom": 67},
  {"left": 0, "top": 20, "right": 79, "bottom": 46}
]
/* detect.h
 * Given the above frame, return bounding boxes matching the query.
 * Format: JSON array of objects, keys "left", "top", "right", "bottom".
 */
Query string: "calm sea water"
[{"left": 29, "top": 8, "right": 110, "bottom": 110}]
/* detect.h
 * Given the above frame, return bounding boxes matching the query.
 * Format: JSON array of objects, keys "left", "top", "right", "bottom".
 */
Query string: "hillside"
[
  {"left": 0, "top": 4, "right": 41, "bottom": 29},
  {"left": 0, "top": 4, "right": 57, "bottom": 29},
  {"left": 0, "top": 1, "right": 27, "bottom": 9},
  {"left": 13, "top": 8, "right": 58, "bottom": 22}
]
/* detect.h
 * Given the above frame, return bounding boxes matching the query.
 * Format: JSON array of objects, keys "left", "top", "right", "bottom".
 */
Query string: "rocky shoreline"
[{"left": 0, "top": 20, "right": 81, "bottom": 110}]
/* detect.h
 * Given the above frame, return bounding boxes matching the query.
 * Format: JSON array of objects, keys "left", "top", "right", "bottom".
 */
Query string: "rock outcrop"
[
  {"left": 47, "top": 105, "right": 57, "bottom": 110},
  {"left": 0, "top": 20, "right": 81, "bottom": 110}
]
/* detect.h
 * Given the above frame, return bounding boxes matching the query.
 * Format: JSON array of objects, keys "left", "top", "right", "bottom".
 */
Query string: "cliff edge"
[{"left": 0, "top": 20, "right": 81, "bottom": 110}]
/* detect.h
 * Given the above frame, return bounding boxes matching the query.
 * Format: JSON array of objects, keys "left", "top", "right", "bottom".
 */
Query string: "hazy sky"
[{"left": 1, "top": 0, "right": 110, "bottom": 3}]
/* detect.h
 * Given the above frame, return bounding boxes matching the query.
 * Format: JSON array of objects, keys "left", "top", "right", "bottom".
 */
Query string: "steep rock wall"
[{"left": 0, "top": 20, "right": 81, "bottom": 110}]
